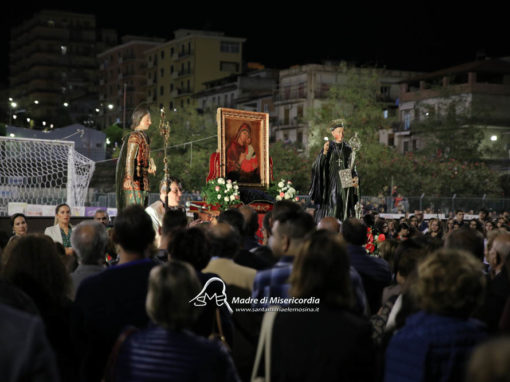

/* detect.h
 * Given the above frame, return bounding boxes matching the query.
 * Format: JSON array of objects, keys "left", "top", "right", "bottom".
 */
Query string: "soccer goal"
[{"left": 0, "top": 136, "right": 95, "bottom": 214}]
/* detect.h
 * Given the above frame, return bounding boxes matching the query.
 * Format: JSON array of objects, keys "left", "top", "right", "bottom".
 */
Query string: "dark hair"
[
  {"left": 342, "top": 218, "right": 367, "bottom": 246},
  {"left": 159, "top": 176, "right": 182, "bottom": 193},
  {"left": 290, "top": 230, "right": 351, "bottom": 308},
  {"left": 271, "top": 200, "right": 302, "bottom": 222},
  {"left": 445, "top": 227, "right": 485, "bottom": 262},
  {"left": 168, "top": 227, "right": 211, "bottom": 271},
  {"left": 394, "top": 238, "right": 430, "bottom": 279},
  {"left": 3, "top": 234, "right": 72, "bottom": 310},
  {"left": 146, "top": 261, "right": 201, "bottom": 330},
  {"left": 208, "top": 223, "right": 240, "bottom": 259},
  {"left": 273, "top": 210, "right": 316, "bottom": 240},
  {"left": 218, "top": 208, "right": 245, "bottom": 236},
  {"left": 161, "top": 209, "right": 188, "bottom": 236},
  {"left": 10, "top": 213, "right": 26, "bottom": 228},
  {"left": 262, "top": 211, "right": 272, "bottom": 237},
  {"left": 113, "top": 205, "right": 155, "bottom": 254},
  {"left": 239, "top": 205, "right": 259, "bottom": 237},
  {"left": 131, "top": 104, "right": 150, "bottom": 129},
  {"left": 55, "top": 203, "right": 70, "bottom": 215},
  {"left": 363, "top": 213, "right": 375, "bottom": 228}
]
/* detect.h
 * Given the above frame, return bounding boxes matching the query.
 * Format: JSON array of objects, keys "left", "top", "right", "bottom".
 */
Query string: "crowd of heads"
[{"left": 1, "top": 199, "right": 510, "bottom": 381}]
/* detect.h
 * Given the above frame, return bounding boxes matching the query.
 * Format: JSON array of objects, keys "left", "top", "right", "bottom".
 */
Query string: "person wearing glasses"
[{"left": 145, "top": 177, "right": 183, "bottom": 247}]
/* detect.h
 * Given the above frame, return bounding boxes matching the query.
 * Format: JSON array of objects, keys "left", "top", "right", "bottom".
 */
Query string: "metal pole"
[{"left": 123, "top": 83, "right": 127, "bottom": 130}]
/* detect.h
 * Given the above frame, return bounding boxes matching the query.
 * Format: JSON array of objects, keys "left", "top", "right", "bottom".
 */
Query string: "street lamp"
[{"left": 490, "top": 135, "right": 498, "bottom": 141}]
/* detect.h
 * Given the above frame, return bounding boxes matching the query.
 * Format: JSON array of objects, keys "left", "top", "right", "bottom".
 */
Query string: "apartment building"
[
  {"left": 273, "top": 63, "right": 417, "bottom": 146},
  {"left": 98, "top": 36, "right": 164, "bottom": 128},
  {"left": 9, "top": 10, "right": 117, "bottom": 127},
  {"left": 145, "top": 29, "right": 245, "bottom": 110},
  {"left": 383, "top": 58, "right": 510, "bottom": 171}
]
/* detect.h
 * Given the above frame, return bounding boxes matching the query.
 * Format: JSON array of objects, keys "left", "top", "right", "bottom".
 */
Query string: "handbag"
[
  {"left": 102, "top": 326, "right": 138, "bottom": 382},
  {"left": 209, "top": 308, "right": 231, "bottom": 352},
  {"left": 250, "top": 310, "right": 278, "bottom": 382}
]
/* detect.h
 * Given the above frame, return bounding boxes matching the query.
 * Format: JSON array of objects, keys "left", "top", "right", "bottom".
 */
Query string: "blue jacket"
[{"left": 385, "top": 311, "right": 487, "bottom": 382}]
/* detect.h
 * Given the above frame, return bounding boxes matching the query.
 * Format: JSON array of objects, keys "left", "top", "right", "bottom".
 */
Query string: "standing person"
[
  {"left": 145, "top": 177, "right": 183, "bottom": 247},
  {"left": 45, "top": 203, "right": 74, "bottom": 255},
  {"left": 112, "top": 261, "right": 240, "bottom": 382},
  {"left": 72, "top": 205, "right": 156, "bottom": 382},
  {"left": 254, "top": 230, "right": 375, "bottom": 382},
  {"left": 385, "top": 249, "right": 487, "bottom": 382},
  {"left": 116, "top": 104, "right": 156, "bottom": 210},
  {"left": 425, "top": 217, "right": 443, "bottom": 240},
  {"left": 3, "top": 234, "right": 75, "bottom": 381},
  {"left": 309, "top": 119, "right": 359, "bottom": 222},
  {"left": 93, "top": 210, "right": 109, "bottom": 227},
  {"left": 8, "top": 213, "right": 28, "bottom": 243}
]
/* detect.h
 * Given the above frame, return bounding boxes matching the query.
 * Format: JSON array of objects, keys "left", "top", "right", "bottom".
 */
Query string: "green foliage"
[
  {"left": 147, "top": 105, "right": 217, "bottom": 192},
  {"left": 308, "top": 63, "right": 391, "bottom": 153},
  {"left": 269, "top": 141, "right": 313, "bottom": 194},
  {"left": 104, "top": 124, "right": 127, "bottom": 147},
  {"left": 306, "top": 63, "right": 503, "bottom": 197},
  {"left": 0, "top": 123, "right": 6, "bottom": 136}
]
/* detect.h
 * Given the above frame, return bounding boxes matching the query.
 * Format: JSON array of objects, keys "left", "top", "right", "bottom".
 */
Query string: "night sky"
[{"left": 2, "top": 1, "right": 508, "bottom": 83}]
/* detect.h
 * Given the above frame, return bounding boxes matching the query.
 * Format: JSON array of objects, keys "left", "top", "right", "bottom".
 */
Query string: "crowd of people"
[{"left": 0, "top": 198, "right": 510, "bottom": 382}]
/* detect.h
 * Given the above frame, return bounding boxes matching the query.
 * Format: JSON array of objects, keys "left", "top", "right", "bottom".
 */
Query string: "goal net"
[{"left": 0, "top": 136, "right": 95, "bottom": 213}]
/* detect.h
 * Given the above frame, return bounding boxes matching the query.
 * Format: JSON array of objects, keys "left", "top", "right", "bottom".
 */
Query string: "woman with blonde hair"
[
  {"left": 385, "top": 249, "right": 487, "bottom": 382},
  {"left": 44, "top": 203, "right": 74, "bottom": 255},
  {"left": 111, "top": 260, "right": 240, "bottom": 381}
]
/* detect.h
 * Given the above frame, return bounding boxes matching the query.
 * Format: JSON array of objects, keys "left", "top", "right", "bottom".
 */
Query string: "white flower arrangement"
[
  {"left": 202, "top": 177, "right": 241, "bottom": 210},
  {"left": 273, "top": 179, "right": 299, "bottom": 202}
]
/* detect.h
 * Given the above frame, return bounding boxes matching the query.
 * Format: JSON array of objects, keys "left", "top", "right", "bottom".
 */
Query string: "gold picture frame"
[{"left": 217, "top": 108, "right": 270, "bottom": 188}]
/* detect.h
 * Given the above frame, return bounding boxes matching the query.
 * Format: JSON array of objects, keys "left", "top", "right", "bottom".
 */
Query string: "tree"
[
  {"left": 269, "top": 141, "right": 312, "bottom": 193},
  {"left": 306, "top": 64, "right": 503, "bottom": 197},
  {"left": 147, "top": 105, "right": 217, "bottom": 192}
]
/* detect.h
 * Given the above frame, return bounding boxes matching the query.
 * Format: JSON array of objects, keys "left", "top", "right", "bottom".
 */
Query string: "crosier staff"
[{"left": 159, "top": 107, "right": 171, "bottom": 210}]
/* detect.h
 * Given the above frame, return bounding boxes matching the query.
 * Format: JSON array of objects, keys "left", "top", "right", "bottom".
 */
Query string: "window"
[
  {"left": 160, "top": 50, "right": 164, "bottom": 59},
  {"left": 220, "top": 61, "right": 239, "bottom": 72},
  {"left": 403, "top": 110, "right": 411, "bottom": 130},
  {"left": 160, "top": 68, "right": 164, "bottom": 77},
  {"left": 403, "top": 141, "right": 409, "bottom": 153},
  {"left": 160, "top": 86, "right": 164, "bottom": 96},
  {"left": 220, "top": 41, "right": 240, "bottom": 53}
]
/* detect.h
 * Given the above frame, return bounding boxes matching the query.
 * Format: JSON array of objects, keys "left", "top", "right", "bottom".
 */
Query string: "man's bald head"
[
  {"left": 488, "top": 232, "right": 510, "bottom": 274},
  {"left": 208, "top": 222, "right": 240, "bottom": 259},
  {"left": 71, "top": 220, "right": 108, "bottom": 265},
  {"left": 318, "top": 216, "right": 341, "bottom": 233}
]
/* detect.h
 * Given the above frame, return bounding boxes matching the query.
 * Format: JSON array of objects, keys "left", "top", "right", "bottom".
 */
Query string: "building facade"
[
  {"left": 9, "top": 10, "right": 117, "bottom": 128},
  {"left": 98, "top": 36, "right": 164, "bottom": 128},
  {"left": 195, "top": 67, "right": 278, "bottom": 121},
  {"left": 273, "top": 64, "right": 417, "bottom": 146},
  {"left": 381, "top": 59, "right": 510, "bottom": 172},
  {"left": 145, "top": 29, "right": 245, "bottom": 111}
]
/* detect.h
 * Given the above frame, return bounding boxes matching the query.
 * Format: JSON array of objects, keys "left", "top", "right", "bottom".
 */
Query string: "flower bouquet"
[
  {"left": 269, "top": 179, "right": 299, "bottom": 202},
  {"left": 201, "top": 177, "right": 241, "bottom": 211}
]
